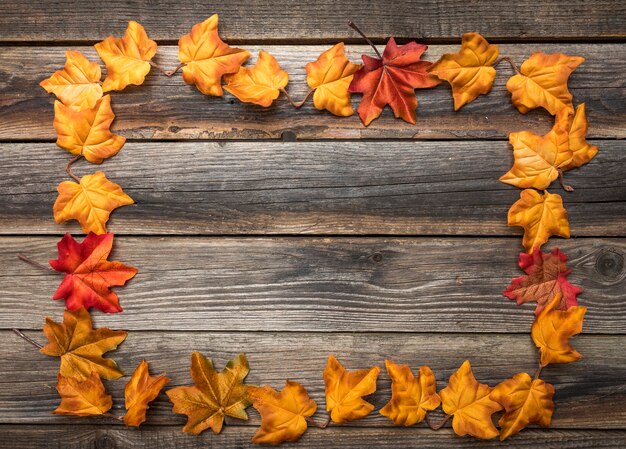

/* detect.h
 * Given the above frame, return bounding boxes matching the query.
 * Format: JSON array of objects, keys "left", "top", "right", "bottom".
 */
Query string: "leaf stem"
[
  {"left": 534, "top": 361, "right": 544, "bottom": 380},
  {"left": 150, "top": 61, "right": 184, "bottom": 77},
  {"left": 306, "top": 415, "right": 331, "bottom": 429},
  {"left": 348, "top": 21, "right": 382, "bottom": 59},
  {"left": 166, "top": 62, "right": 184, "bottom": 77},
  {"left": 18, "top": 253, "right": 56, "bottom": 273},
  {"left": 427, "top": 413, "right": 451, "bottom": 430},
  {"left": 280, "top": 88, "right": 315, "bottom": 109},
  {"left": 103, "top": 411, "right": 124, "bottom": 422},
  {"left": 66, "top": 155, "right": 82, "bottom": 183},
  {"left": 12, "top": 329, "right": 43, "bottom": 349},
  {"left": 494, "top": 56, "right": 520, "bottom": 74},
  {"left": 558, "top": 169, "right": 574, "bottom": 192}
]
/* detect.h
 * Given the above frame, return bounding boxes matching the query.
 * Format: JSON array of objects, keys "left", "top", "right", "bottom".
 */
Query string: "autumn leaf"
[
  {"left": 507, "top": 52, "right": 584, "bottom": 115},
  {"left": 306, "top": 43, "right": 361, "bottom": 116},
  {"left": 54, "top": 372, "right": 112, "bottom": 416},
  {"left": 40, "top": 50, "right": 103, "bottom": 109},
  {"left": 490, "top": 372, "right": 555, "bottom": 440},
  {"left": 323, "top": 354, "right": 380, "bottom": 424},
  {"left": 508, "top": 189, "right": 570, "bottom": 252},
  {"left": 53, "top": 171, "right": 134, "bottom": 235},
  {"left": 379, "top": 359, "right": 440, "bottom": 426},
  {"left": 248, "top": 380, "right": 317, "bottom": 444},
  {"left": 54, "top": 95, "right": 126, "bottom": 164},
  {"left": 440, "top": 360, "right": 502, "bottom": 439},
  {"left": 167, "top": 352, "right": 251, "bottom": 434},
  {"left": 532, "top": 294, "right": 587, "bottom": 366},
  {"left": 224, "top": 51, "right": 288, "bottom": 107},
  {"left": 349, "top": 38, "right": 440, "bottom": 126},
  {"left": 429, "top": 33, "right": 499, "bottom": 110},
  {"left": 178, "top": 14, "right": 250, "bottom": 96},
  {"left": 95, "top": 20, "right": 157, "bottom": 92},
  {"left": 504, "top": 247, "right": 582, "bottom": 315},
  {"left": 560, "top": 103, "right": 599, "bottom": 171},
  {"left": 40, "top": 307, "right": 127, "bottom": 380},
  {"left": 124, "top": 359, "right": 170, "bottom": 427}
]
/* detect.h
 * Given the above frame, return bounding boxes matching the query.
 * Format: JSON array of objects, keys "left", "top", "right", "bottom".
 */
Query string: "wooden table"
[{"left": 1, "top": 1, "right": 625, "bottom": 447}]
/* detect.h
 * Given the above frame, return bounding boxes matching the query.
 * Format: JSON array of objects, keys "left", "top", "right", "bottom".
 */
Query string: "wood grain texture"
[
  {"left": 1, "top": 44, "right": 624, "bottom": 141},
  {"left": 1, "top": 141, "right": 624, "bottom": 236},
  {"left": 2, "top": 237, "right": 624, "bottom": 333}
]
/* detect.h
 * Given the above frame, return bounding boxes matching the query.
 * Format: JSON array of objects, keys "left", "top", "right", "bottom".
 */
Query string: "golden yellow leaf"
[
  {"left": 440, "top": 360, "right": 502, "bottom": 439},
  {"left": 124, "top": 359, "right": 171, "bottom": 427},
  {"left": 95, "top": 20, "right": 157, "bottom": 92},
  {"left": 507, "top": 52, "right": 584, "bottom": 115},
  {"left": 178, "top": 14, "right": 250, "bottom": 96},
  {"left": 508, "top": 189, "right": 570, "bottom": 252},
  {"left": 54, "top": 372, "right": 113, "bottom": 416},
  {"left": 306, "top": 43, "right": 361, "bottom": 116},
  {"left": 532, "top": 294, "right": 587, "bottom": 366},
  {"left": 54, "top": 95, "right": 126, "bottom": 164},
  {"left": 53, "top": 171, "right": 134, "bottom": 235},
  {"left": 40, "top": 50, "right": 103, "bottom": 109},
  {"left": 224, "top": 51, "right": 288, "bottom": 107},
  {"left": 40, "top": 307, "right": 127, "bottom": 380},
  {"left": 323, "top": 354, "right": 380, "bottom": 424},
  {"left": 429, "top": 33, "right": 499, "bottom": 110},
  {"left": 379, "top": 359, "right": 440, "bottom": 426},
  {"left": 561, "top": 103, "right": 599, "bottom": 171}
]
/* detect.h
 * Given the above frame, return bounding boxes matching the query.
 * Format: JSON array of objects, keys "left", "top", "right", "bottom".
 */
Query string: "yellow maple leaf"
[
  {"left": 54, "top": 372, "right": 113, "bottom": 416},
  {"left": 53, "top": 171, "right": 134, "bottom": 235},
  {"left": 429, "top": 33, "right": 499, "bottom": 110},
  {"left": 224, "top": 51, "right": 288, "bottom": 107},
  {"left": 124, "top": 359, "right": 170, "bottom": 427},
  {"left": 306, "top": 43, "right": 361, "bottom": 116},
  {"left": 561, "top": 103, "right": 599, "bottom": 171},
  {"left": 178, "top": 14, "right": 250, "bottom": 96},
  {"left": 40, "top": 50, "right": 103, "bottom": 109},
  {"left": 95, "top": 20, "right": 157, "bottom": 92}
]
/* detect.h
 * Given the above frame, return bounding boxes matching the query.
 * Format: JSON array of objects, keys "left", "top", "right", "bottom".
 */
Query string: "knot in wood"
[
  {"left": 95, "top": 433, "right": 117, "bottom": 449},
  {"left": 371, "top": 252, "right": 383, "bottom": 263},
  {"left": 595, "top": 248, "right": 624, "bottom": 279}
]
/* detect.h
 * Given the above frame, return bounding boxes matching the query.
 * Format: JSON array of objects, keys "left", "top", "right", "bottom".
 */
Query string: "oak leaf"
[
  {"left": 167, "top": 352, "right": 251, "bottom": 434},
  {"left": 508, "top": 189, "right": 570, "bottom": 252},
  {"left": 560, "top": 103, "right": 599, "bottom": 171},
  {"left": 349, "top": 38, "right": 440, "bottom": 126},
  {"left": 95, "top": 20, "right": 157, "bottom": 92},
  {"left": 54, "top": 95, "right": 126, "bottom": 164},
  {"left": 490, "top": 372, "right": 555, "bottom": 440},
  {"left": 323, "top": 354, "right": 380, "bottom": 423},
  {"left": 54, "top": 372, "right": 113, "bottom": 416},
  {"left": 40, "top": 307, "right": 127, "bottom": 380},
  {"left": 306, "top": 43, "right": 361, "bottom": 116},
  {"left": 507, "top": 52, "right": 584, "bottom": 115},
  {"left": 532, "top": 294, "right": 587, "bottom": 366},
  {"left": 53, "top": 171, "right": 134, "bottom": 235},
  {"left": 429, "top": 33, "right": 499, "bottom": 110},
  {"left": 124, "top": 359, "right": 171, "bottom": 427},
  {"left": 504, "top": 247, "right": 582, "bottom": 315},
  {"left": 40, "top": 50, "right": 103, "bottom": 109},
  {"left": 248, "top": 380, "right": 317, "bottom": 444},
  {"left": 379, "top": 359, "right": 440, "bottom": 426},
  {"left": 178, "top": 14, "right": 250, "bottom": 96},
  {"left": 440, "top": 360, "right": 502, "bottom": 439},
  {"left": 224, "top": 51, "right": 288, "bottom": 107}
]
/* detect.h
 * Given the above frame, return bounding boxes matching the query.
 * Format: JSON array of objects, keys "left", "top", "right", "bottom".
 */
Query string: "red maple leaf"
[
  {"left": 49, "top": 233, "right": 137, "bottom": 313},
  {"left": 349, "top": 37, "right": 440, "bottom": 126},
  {"left": 504, "top": 248, "right": 582, "bottom": 315}
]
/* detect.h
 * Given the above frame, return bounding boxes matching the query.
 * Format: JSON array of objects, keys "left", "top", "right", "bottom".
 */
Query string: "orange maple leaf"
[
  {"left": 224, "top": 51, "right": 288, "bottom": 107},
  {"left": 560, "top": 103, "right": 599, "bottom": 171},
  {"left": 178, "top": 14, "right": 250, "bottom": 96},
  {"left": 54, "top": 372, "right": 113, "bottom": 416},
  {"left": 124, "top": 359, "right": 170, "bottom": 427}
]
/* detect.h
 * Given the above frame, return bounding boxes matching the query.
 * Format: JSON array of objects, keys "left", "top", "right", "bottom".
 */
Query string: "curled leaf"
[
  {"left": 224, "top": 51, "right": 288, "bottom": 107},
  {"left": 54, "top": 372, "right": 112, "bottom": 416},
  {"left": 561, "top": 103, "right": 599, "bottom": 171},
  {"left": 124, "top": 359, "right": 171, "bottom": 427}
]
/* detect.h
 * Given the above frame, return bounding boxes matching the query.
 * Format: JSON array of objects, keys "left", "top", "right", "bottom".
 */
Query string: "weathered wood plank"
[
  {"left": 1, "top": 237, "right": 624, "bottom": 333},
  {"left": 1, "top": 44, "right": 624, "bottom": 140},
  {"left": 1, "top": 0, "right": 625, "bottom": 42},
  {"left": 2, "top": 331, "right": 625, "bottom": 428}
]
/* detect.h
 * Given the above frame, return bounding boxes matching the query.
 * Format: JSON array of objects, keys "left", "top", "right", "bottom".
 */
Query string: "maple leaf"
[
  {"left": 429, "top": 33, "right": 499, "bottom": 110},
  {"left": 53, "top": 95, "right": 126, "bottom": 164},
  {"left": 306, "top": 43, "right": 361, "bottom": 117},
  {"left": 323, "top": 354, "right": 380, "bottom": 424},
  {"left": 508, "top": 189, "right": 570, "bottom": 253},
  {"left": 40, "top": 307, "right": 127, "bottom": 380},
  {"left": 54, "top": 372, "right": 113, "bottom": 416},
  {"left": 167, "top": 352, "right": 251, "bottom": 434},
  {"left": 178, "top": 14, "right": 250, "bottom": 96},
  {"left": 95, "top": 20, "right": 157, "bottom": 92},
  {"left": 532, "top": 294, "right": 587, "bottom": 366},
  {"left": 379, "top": 359, "right": 440, "bottom": 426},
  {"left": 349, "top": 38, "right": 440, "bottom": 126},
  {"left": 124, "top": 359, "right": 171, "bottom": 427},
  {"left": 504, "top": 247, "right": 582, "bottom": 315},
  {"left": 248, "top": 380, "right": 317, "bottom": 444},
  {"left": 53, "top": 171, "right": 134, "bottom": 235},
  {"left": 224, "top": 51, "right": 288, "bottom": 107},
  {"left": 40, "top": 50, "right": 103, "bottom": 109},
  {"left": 440, "top": 360, "right": 502, "bottom": 439},
  {"left": 507, "top": 52, "right": 584, "bottom": 115},
  {"left": 490, "top": 372, "right": 555, "bottom": 441},
  {"left": 560, "top": 103, "right": 599, "bottom": 171}
]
